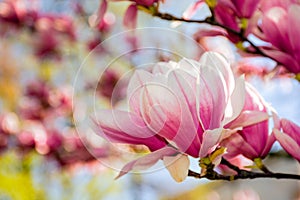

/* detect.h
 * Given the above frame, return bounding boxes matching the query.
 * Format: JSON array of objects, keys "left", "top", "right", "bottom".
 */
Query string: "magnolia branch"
[
  {"left": 188, "top": 169, "right": 300, "bottom": 181},
  {"left": 147, "top": 9, "right": 300, "bottom": 79},
  {"left": 188, "top": 158, "right": 300, "bottom": 181},
  {"left": 151, "top": 11, "right": 265, "bottom": 56}
]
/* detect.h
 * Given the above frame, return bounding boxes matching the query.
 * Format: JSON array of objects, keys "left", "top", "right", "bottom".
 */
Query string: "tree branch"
[
  {"left": 152, "top": 11, "right": 266, "bottom": 56},
  {"left": 188, "top": 169, "right": 300, "bottom": 181}
]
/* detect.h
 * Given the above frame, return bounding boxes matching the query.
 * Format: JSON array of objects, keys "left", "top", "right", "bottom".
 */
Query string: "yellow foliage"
[
  {"left": 0, "top": 44, "right": 20, "bottom": 110},
  {"left": 161, "top": 182, "right": 221, "bottom": 200},
  {"left": 0, "top": 152, "right": 44, "bottom": 200}
]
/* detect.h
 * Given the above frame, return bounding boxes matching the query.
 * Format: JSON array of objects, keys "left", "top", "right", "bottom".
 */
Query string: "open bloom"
[
  {"left": 257, "top": 3, "right": 300, "bottom": 73},
  {"left": 95, "top": 52, "right": 256, "bottom": 181},
  {"left": 274, "top": 119, "right": 300, "bottom": 162},
  {"left": 221, "top": 84, "right": 275, "bottom": 160}
]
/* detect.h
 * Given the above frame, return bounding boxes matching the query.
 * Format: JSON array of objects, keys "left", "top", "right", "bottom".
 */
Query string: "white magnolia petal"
[
  {"left": 223, "top": 76, "right": 246, "bottom": 125},
  {"left": 163, "top": 154, "right": 190, "bottom": 182},
  {"left": 115, "top": 147, "right": 178, "bottom": 179}
]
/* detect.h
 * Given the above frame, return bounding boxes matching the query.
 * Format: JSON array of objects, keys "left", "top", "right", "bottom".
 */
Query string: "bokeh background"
[{"left": 0, "top": 0, "right": 299, "bottom": 199}]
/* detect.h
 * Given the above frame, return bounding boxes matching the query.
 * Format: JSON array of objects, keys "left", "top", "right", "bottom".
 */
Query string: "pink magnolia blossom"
[
  {"left": 213, "top": 0, "right": 260, "bottom": 42},
  {"left": 123, "top": 4, "right": 138, "bottom": 29},
  {"left": 274, "top": 119, "right": 300, "bottom": 162},
  {"left": 95, "top": 52, "right": 269, "bottom": 181},
  {"left": 221, "top": 84, "right": 275, "bottom": 160},
  {"left": 88, "top": 0, "right": 116, "bottom": 32},
  {"left": 0, "top": 0, "right": 38, "bottom": 29},
  {"left": 257, "top": 4, "right": 300, "bottom": 74},
  {"left": 260, "top": 0, "right": 300, "bottom": 12},
  {"left": 216, "top": 0, "right": 260, "bottom": 19},
  {"left": 122, "top": 0, "right": 160, "bottom": 29}
]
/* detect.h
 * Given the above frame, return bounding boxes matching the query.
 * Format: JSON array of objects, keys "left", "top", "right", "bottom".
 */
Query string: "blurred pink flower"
[
  {"left": 0, "top": 0, "right": 38, "bottom": 28},
  {"left": 274, "top": 119, "right": 300, "bottom": 162},
  {"left": 257, "top": 3, "right": 300, "bottom": 73},
  {"left": 0, "top": 0, "right": 76, "bottom": 59},
  {"left": 123, "top": 4, "right": 138, "bottom": 29},
  {"left": 88, "top": 0, "right": 116, "bottom": 33},
  {"left": 97, "top": 69, "right": 126, "bottom": 103},
  {"left": 216, "top": 0, "right": 260, "bottom": 19},
  {"left": 0, "top": 112, "right": 19, "bottom": 135},
  {"left": 95, "top": 52, "right": 260, "bottom": 181},
  {"left": 260, "top": 0, "right": 299, "bottom": 12},
  {"left": 213, "top": 0, "right": 260, "bottom": 42},
  {"left": 221, "top": 84, "right": 275, "bottom": 160}
]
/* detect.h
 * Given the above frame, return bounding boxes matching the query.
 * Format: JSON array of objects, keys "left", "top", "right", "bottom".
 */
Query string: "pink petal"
[
  {"left": 220, "top": 132, "right": 259, "bottom": 159},
  {"left": 260, "top": 133, "right": 275, "bottom": 158},
  {"left": 123, "top": 4, "right": 137, "bottom": 29},
  {"left": 115, "top": 146, "right": 178, "bottom": 179},
  {"left": 94, "top": 109, "right": 166, "bottom": 151},
  {"left": 88, "top": 0, "right": 107, "bottom": 27},
  {"left": 98, "top": 0, "right": 108, "bottom": 20},
  {"left": 288, "top": 5, "right": 300, "bottom": 62},
  {"left": 134, "top": 68, "right": 200, "bottom": 157},
  {"left": 197, "top": 52, "right": 234, "bottom": 130},
  {"left": 197, "top": 67, "right": 224, "bottom": 130},
  {"left": 194, "top": 27, "right": 228, "bottom": 40},
  {"left": 167, "top": 69, "right": 201, "bottom": 157},
  {"left": 177, "top": 58, "right": 201, "bottom": 77},
  {"left": 200, "top": 52, "right": 235, "bottom": 98},
  {"left": 262, "top": 7, "right": 291, "bottom": 51},
  {"left": 274, "top": 129, "right": 300, "bottom": 161},
  {"left": 127, "top": 70, "right": 153, "bottom": 116},
  {"left": 182, "top": 1, "right": 205, "bottom": 20},
  {"left": 240, "top": 121, "right": 269, "bottom": 157},
  {"left": 214, "top": 4, "right": 239, "bottom": 31},
  {"left": 261, "top": 48, "right": 299, "bottom": 73},
  {"left": 281, "top": 118, "right": 300, "bottom": 145},
  {"left": 152, "top": 61, "right": 176, "bottom": 74},
  {"left": 135, "top": 0, "right": 156, "bottom": 6},
  {"left": 235, "top": 0, "right": 260, "bottom": 18},
  {"left": 245, "top": 82, "right": 269, "bottom": 111},
  {"left": 139, "top": 81, "right": 181, "bottom": 138},
  {"left": 260, "top": 0, "right": 293, "bottom": 12},
  {"left": 226, "top": 110, "right": 269, "bottom": 129}
]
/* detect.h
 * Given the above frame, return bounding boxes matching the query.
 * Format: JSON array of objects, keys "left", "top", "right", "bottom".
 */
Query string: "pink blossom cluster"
[
  {"left": 0, "top": 0, "right": 76, "bottom": 59},
  {"left": 191, "top": 0, "right": 300, "bottom": 75},
  {"left": 95, "top": 52, "right": 300, "bottom": 182},
  {"left": 102, "top": 0, "right": 300, "bottom": 75},
  {"left": 0, "top": 80, "right": 108, "bottom": 167}
]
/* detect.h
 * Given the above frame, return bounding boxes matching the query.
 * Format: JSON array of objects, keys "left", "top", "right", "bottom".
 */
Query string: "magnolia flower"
[
  {"left": 213, "top": 0, "right": 260, "bottom": 42},
  {"left": 257, "top": 3, "right": 300, "bottom": 73},
  {"left": 221, "top": 84, "right": 275, "bottom": 160},
  {"left": 274, "top": 119, "right": 300, "bottom": 162},
  {"left": 95, "top": 52, "right": 271, "bottom": 182}
]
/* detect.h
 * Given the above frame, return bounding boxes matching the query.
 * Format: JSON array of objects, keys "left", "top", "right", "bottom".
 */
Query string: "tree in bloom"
[{"left": 95, "top": 52, "right": 272, "bottom": 182}]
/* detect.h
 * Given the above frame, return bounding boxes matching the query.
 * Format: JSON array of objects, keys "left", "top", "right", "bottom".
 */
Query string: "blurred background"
[{"left": 0, "top": 0, "right": 299, "bottom": 199}]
